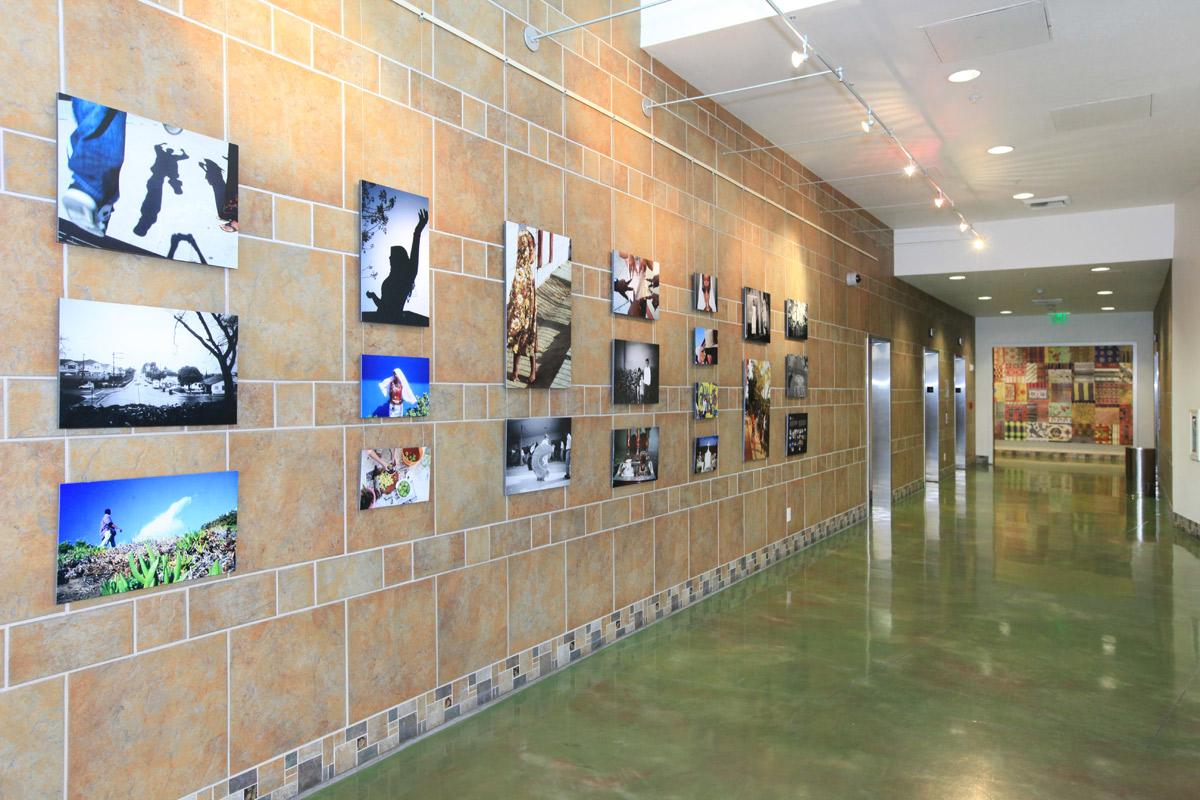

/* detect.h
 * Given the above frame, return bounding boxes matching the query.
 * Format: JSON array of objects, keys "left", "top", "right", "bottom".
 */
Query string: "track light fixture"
[
  {"left": 860, "top": 109, "right": 875, "bottom": 133},
  {"left": 972, "top": 235, "right": 986, "bottom": 251},
  {"left": 903, "top": 160, "right": 917, "bottom": 177},
  {"left": 933, "top": 192, "right": 945, "bottom": 209},
  {"left": 958, "top": 217, "right": 969, "bottom": 233},
  {"left": 791, "top": 36, "right": 810, "bottom": 68}
]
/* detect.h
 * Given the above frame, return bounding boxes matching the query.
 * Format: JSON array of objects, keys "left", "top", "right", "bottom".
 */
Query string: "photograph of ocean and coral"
[{"left": 56, "top": 470, "right": 238, "bottom": 603}]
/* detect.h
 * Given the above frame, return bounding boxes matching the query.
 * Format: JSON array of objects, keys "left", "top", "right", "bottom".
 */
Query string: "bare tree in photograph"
[{"left": 173, "top": 311, "right": 238, "bottom": 410}]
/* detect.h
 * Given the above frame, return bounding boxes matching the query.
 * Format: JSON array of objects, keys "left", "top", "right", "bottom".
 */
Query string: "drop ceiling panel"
[{"left": 921, "top": 1, "right": 1052, "bottom": 63}]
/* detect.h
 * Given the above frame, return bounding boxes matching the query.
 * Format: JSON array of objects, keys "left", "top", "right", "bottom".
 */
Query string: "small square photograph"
[
  {"left": 613, "top": 427, "right": 660, "bottom": 487},
  {"left": 785, "top": 300, "right": 809, "bottom": 340},
  {"left": 694, "top": 273, "right": 718, "bottom": 313},
  {"left": 360, "top": 180, "right": 430, "bottom": 326},
  {"left": 787, "top": 413, "right": 809, "bottom": 456},
  {"left": 59, "top": 298, "right": 238, "bottom": 429},
  {"left": 694, "top": 381, "right": 719, "bottom": 419},
  {"left": 613, "top": 339, "right": 660, "bottom": 405},
  {"left": 786, "top": 354, "right": 809, "bottom": 399},
  {"left": 743, "top": 286, "right": 771, "bottom": 343},
  {"left": 694, "top": 435, "right": 719, "bottom": 474},
  {"left": 744, "top": 357, "right": 771, "bottom": 461},
  {"left": 361, "top": 354, "right": 431, "bottom": 418},
  {"left": 611, "top": 251, "right": 660, "bottom": 320},
  {"left": 56, "top": 470, "right": 238, "bottom": 604},
  {"left": 56, "top": 93, "right": 239, "bottom": 268},
  {"left": 693, "top": 327, "right": 718, "bottom": 365},
  {"left": 506, "top": 417, "right": 573, "bottom": 496},
  {"left": 359, "top": 447, "right": 431, "bottom": 509},
  {"left": 505, "top": 221, "right": 572, "bottom": 388}
]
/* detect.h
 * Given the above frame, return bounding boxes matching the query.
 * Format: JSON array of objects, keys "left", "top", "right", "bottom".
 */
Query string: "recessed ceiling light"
[
  {"left": 1012, "top": 192, "right": 1034, "bottom": 200},
  {"left": 1101, "top": 306, "right": 1116, "bottom": 311},
  {"left": 1000, "top": 310, "right": 1013, "bottom": 315},
  {"left": 948, "top": 69, "right": 981, "bottom": 83},
  {"left": 988, "top": 145, "right": 1015, "bottom": 155},
  {"left": 978, "top": 295, "right": 992, "bottom": 300},
  {"left": 1090, "top": 266, "right": 1110, "bottom": 272},
  {"left": 948, "top": 275, "right": 966, "bottom": 281},
  {"left": 1097, "top": 290, "right": 1113, "bottom": 295}
]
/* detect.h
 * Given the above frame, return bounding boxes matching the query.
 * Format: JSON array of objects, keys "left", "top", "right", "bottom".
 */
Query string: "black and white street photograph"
[
  {"left": 612, "top": 427, "right": 660, "bottom": 487},
  {"left": 744, "top": 286, "right": 771, "bottom": 343},
  {"left": 505, "top": 417, "right": 573, "bottom": 496},
  {"left": 785, "top": 300, "right": 809, "bottom": 340},
  {"left": 613, "top": 339, "right": 660, "bottom": 405},
  {"left": 786, "top": 354, "right": 809, "bottom": 399},
  {"left": 58, "top": 298, "right": 238, "bottom": 428}
]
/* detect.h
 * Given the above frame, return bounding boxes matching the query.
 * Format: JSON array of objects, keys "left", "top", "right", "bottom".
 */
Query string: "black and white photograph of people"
[
  {"left": 360, "top": 181, "right": 430, "bottom": 326},
  {"left": 505, "top": 222, "right": 573, "bottom": 388},
  {"left": 611, "top": 251, "right": 660, "bottom": 320},
  {"left": 694, "top": 273, "right": 717, "bottom": 313},
  {"left": 56, "top": 93, "right": 239, "bottom": 268},
  {"left": 785, "top": 300, "right": 809, "bottom": 341},
  {"left": 58, "top": 298, "right": 238, "bottom": 429},
  {"left": 743, "top": 287, "right": 771, "bottom": 343},
  {"left": 612, "top": 427, "right": 660, "bottom": 487},
  {"left": 786, "top": 354, "right": 809, "bottom": 399},
  {"left": 612, "top": 339, "right": 660, "bottom": 405},
  {"left": 505, "top": 417, "right": 573, "bottom": 496}
]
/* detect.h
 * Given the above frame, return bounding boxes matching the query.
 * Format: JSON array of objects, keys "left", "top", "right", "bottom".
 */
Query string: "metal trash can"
[{"left": 1125, "top": 447, "right": 1156, "bottom": 496}]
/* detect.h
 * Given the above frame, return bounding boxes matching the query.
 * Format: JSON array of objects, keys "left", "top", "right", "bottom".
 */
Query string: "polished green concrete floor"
[{"left": 315, "top": 464, "right": 1200, "bottom": 799}]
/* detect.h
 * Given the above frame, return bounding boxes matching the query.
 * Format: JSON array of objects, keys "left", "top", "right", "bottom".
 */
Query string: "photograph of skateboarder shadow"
[{"left": 360, "top": 181, "right": 431, "bottom": 326}]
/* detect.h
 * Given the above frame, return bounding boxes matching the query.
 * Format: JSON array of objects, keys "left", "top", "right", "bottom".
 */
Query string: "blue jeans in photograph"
[{"left": 68, "top": 98, "right": 126, "bottom": 207}]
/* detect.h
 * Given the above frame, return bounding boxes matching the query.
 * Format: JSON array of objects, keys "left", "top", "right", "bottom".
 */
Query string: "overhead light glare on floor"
[
  {"left": 1013, "top": 192, "right": 1034, "bottom": 200},
  {"left": 978, "top": 295, "right": 992, "bottom": 300},
  {"left": 1090, "top": 266, "right": 1110, "bottom": 272},
  {"left": 1097, "top": 290, "right": 1113, "bottom": 295},
  {"left": 988, "top": 145, "right": 1014, "bottom": 155},
  {"left": 1101, "top": 306, "right": 1116, "bottom": 311},
  {"left": 948, "top": 68, "right": 981, "bottom": 83},
  {"left": 948, "top": 274, "right": 966, "bottom": 281},
  {"left": 1000, "top": 310, "right": 1013, "bottom": 315}
]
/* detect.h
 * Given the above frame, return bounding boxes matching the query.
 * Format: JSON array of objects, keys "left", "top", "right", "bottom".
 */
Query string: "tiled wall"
[{"left": 0, "top": 1, "right": 974, "bottom": 798}]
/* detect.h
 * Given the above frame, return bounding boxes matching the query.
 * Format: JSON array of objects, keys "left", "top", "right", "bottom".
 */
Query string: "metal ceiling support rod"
[
  {"left": 761, "top": 0, "right": 974, "bottom": 234},
  {"left": 641, "top": 70, "right": 833, "bottom": 117},
  {"left": 796, "top": 169, "right": 914, "bottom": 187},
  {"left": 524, "top": 0, "right": 676, "bottom": 51},
  {"left": 723, "top": 131, "right": 864, "bottom": 156},
  {"left": 822, "top": 201, "right": 932, "bottom": 214}
]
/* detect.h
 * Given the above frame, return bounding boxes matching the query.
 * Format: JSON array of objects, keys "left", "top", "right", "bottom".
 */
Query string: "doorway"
[
  {"left": 868, "top": 338, "right": 892, "bottom": 514},
  {"left": 954, "top": 356, "right": 967, "bottom": 469},
  {"left": 924, "top": 349, "right": 940, "bottom": 482}
]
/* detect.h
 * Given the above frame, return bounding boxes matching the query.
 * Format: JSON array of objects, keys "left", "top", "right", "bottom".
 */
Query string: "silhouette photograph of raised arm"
[
  {"left": 360, "top": 181, "right": 431, "bottom": 326},
  {"left": 56, "top": 93, "right": 239, "bottom": 268},
  {"left": 504, "top": 221, "right": 573, "bottom": 389}
]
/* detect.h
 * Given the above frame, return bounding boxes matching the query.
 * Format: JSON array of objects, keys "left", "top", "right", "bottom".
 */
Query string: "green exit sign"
[{"left": 1050, "top": 312, "right": 1070, "bottom": 325}]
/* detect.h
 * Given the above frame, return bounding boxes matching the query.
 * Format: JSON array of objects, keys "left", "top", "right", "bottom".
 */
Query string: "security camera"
[{"left": 846, "top": 272, "right": 862, "bottom": 286}]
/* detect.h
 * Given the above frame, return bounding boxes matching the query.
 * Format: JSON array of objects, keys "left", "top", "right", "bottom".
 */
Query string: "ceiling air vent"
[{"left": 1022, "top": 195, "right": 1071, "bottom": 210}]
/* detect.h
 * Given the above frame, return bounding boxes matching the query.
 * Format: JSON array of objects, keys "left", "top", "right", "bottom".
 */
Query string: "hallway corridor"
[{"left": 316, "top": 464, "right": 1200, "bottom": 799}]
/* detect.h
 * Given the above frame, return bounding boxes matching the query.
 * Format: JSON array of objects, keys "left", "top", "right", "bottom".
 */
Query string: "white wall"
[
  {"left": 1172, "top": 187, "right": 1200, "bottom": 523},
  {"left": 974, "top": 312, "right": 1155, "bottom": 462},
  {"left": 896, "top": 205, "right": 1175, "bottom": 276}
]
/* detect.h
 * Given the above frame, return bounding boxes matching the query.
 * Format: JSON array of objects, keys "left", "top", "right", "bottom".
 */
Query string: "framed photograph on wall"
[
  {"left": 694, "top": 381, "right": 718, "bottom": 419},
  {"left": 785, "top": 300, "right": 808, "bottom": 340},
  {"left": 743, "top": 287, "right": 771, "bottom": 343},
  {"left": 504, "top": 221, "right": 572, "bottom": 388},
  {"left": 1191, "top": 409, "right": 1199, "bottom": 462},
  {"left": 56, "top": 470, "right": 238, "bottom": 604},
  {"left": 744, "top": 357, "right": 771, "bottom": 461},
  {"left": 359, "top": 181, "right": 430, "bottom": 326},
  {"left": 612, "top": 427, "right": 659, "bottom": 487},
  {"left": 58, "top": 298, "right": 238, "bottom": 429},
  {"left": 786, "top": 413, "right": 809, "bottom": 456},
  {"left": 360, "top": 355, "right": 431, "bottom": 418},
  {"left": 786, "top": 354, "right": 809, "bottom": 399},
  {"left": 694, "top": 273, "right": 717, "bottom": 313},
  {"left": 693, "top": 327, "right": 718, "bottom": 365},
  {"left": 613, "top": 339, "right": 660, "bottom": 405},
  {"left": 505, "top": 417, "right": 572, "bottom": 495},
  {"left": 359, "top": 447, "right": 431, "bottom": 509},
  {"left": 694, "top": 435, "right": 719, "bottom": 474},
  {"left": 56, "top": 93, "right": 239, "bottom": 268},
  {"left": 611, "top": 251, "right": 660, "bottom": 320}
]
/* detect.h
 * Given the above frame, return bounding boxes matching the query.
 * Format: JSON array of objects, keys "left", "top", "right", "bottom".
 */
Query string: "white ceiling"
[
  {"left": 900, "top": 259, "right": 1171, "bottom": 317},
  {"left": 643, "top": 0, "right": 1200, "bottom": 230}
]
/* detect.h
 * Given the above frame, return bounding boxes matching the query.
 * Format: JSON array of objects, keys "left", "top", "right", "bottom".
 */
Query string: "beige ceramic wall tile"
[
  {"left": 0, "top": 678, "right": 64, "bottom": 798},
  {"left": 436, "top": 560, "right": 507, "bottom": 681},
  {"left": 346, "top": 579, "right": 436, "bottom": 721},
  {"left": 69, "top": 636, "right": 227, "bottom": 800},
  {"left": 10, "top": 604, "right": 133, "bottom": 684},
  {"left": 508, "top": 544, "right": 566, "bottom": 652},
  {"left": 613, "top": 519, "right": 654, "bottom": 608},
  {"left": 0, "top": 441, "right": 63, "bottom": 625},
  {"left": 433, "top": 122, "right": 504, "bottom": 244},
  {"left": 1, "top": 196, "right": 62, "bottom": 375},
  {"left": 433, "top": 272, "right": 502, "bottom": 384},
  {"left": 136, "top": 591, "right": 187, "bottom": 650},
  {"left": 316, "top": 549, "right": 383, "bottom": 603},
  {"left": 0, "top": 0, "right": 59, "bottom": 137},
  {"left": 566, "top": 531, "right": 613, "bottom": 628},
  {"left": 3, "top": 131, "right": 55, "bottom": 198},
  {"left": 189, "top": 571, "right": 276, "bottom": 636}
]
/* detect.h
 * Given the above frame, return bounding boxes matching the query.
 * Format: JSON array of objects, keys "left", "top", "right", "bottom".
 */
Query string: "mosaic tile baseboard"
[
  {"left": 182, "top": 504, "right": 869, "bottom": 800},
  {"left": 1174, "top": 512, "right": 1200, "bottom": 539},
  {"left": 995, "top": 448, "right": 1124, "bottom": 465},
  {"left": 892, "top": 480, "right": 924, "bottom": 503}
]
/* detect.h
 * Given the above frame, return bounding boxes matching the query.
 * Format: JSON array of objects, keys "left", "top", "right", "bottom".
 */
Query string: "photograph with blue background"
[
  {"left": 57, "top": 470, "right": 238, "bottom": 603},
  {"left": 360, "top": 354, "right": 431, "bottom": 418}
]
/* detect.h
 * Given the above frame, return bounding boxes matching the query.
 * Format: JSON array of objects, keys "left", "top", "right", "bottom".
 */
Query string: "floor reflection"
[{"left": 315, "top": 463, "right": 1200, "bottom": 800}]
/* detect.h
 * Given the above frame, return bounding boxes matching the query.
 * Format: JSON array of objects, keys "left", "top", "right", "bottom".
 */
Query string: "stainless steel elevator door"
[
  {"left": 954, "top": 356, "right": 967, "bottom": 469},
  {"left": 924, "top": 349, "right": 939, "bottom": 482},
  {"left": 869, "top": 339, "right": 892, "bottom": 511}
]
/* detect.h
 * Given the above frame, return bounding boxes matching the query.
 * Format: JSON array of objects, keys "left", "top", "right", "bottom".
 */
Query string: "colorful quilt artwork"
[{"left": 993, "top": 346, "right": 1133, "bottom": 446}]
